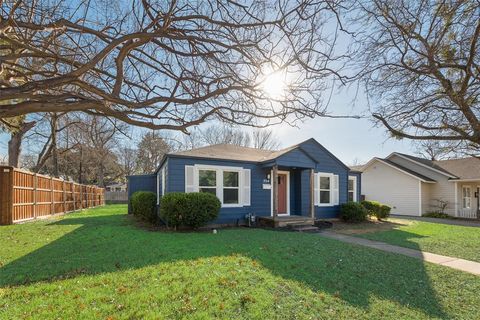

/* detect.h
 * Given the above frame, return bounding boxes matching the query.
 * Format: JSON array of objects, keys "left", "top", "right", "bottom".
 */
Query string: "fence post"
[
  {"left": 72, "top": 183, "right": 76, "bottom": 212},
  {"left": 0, "top": 166, "right": 14, "bottom": 225},
  {"left": 50, "top": 177, "right": 54, "bottom": 214},
  {"left": 62, "top": 180, "right": 66, "bottom": 213},
  {"left": 33, "top": 173, "right": 37, "bottom": 219}
]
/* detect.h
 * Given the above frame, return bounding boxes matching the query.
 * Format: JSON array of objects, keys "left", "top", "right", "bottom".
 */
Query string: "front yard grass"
[
  {"left": 1, "top": 205, "right": 480, "bottom": 319},
  {"left": 337, "top": 218, "right": 480, "bottom": 263}
]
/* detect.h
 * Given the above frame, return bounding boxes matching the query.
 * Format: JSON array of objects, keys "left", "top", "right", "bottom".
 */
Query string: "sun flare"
[{"left": 260, "top": 69, "right": 288, "bottom": 99}]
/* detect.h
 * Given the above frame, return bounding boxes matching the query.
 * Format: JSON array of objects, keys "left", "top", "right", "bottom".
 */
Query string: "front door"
[{"left": 278, "top": 174, "right": 288, "bottom": 214}]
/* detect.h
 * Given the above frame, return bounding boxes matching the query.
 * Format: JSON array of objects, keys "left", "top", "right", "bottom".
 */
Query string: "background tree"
[
  {"left": 137, "top": 132, "right": 171, "bottom": 173},
  {"left": 353, "top": 1, "right": 480, "bottom": 150},
  {"left": 1, "top": 0, "right": 348, "bottom": 133}
]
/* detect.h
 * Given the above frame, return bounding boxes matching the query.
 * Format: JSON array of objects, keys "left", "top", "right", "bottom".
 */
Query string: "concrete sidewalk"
[{"left": 319, "top": 231, "right": 480, "bottom": 276}]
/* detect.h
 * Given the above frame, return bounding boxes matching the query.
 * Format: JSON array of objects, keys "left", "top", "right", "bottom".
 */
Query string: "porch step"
[
  {"left": 290, "top": 225, "right": 319, "bottom": 232},
  {"left": 256, "top": 216, "right": 314, "bottom": 228}
]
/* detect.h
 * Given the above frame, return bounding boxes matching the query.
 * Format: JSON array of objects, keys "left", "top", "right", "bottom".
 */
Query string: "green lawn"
[
  {"left": 1, "top": 205, "right": 480, "bottom": 319},
  {"left": 357, "top": 219, "right": 480, "bottom": 262}
]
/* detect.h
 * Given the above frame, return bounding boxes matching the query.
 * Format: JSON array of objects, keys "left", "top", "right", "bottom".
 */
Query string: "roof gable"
[
  {"left": 363, "top": 158, "right": 436, "bottom": 183},
  {"left": 387, "top": 153, "right": 458, "bottom": 178}
]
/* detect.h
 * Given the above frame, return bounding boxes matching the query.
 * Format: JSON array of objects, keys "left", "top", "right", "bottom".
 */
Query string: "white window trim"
[
  {"left": 317, "top": 172, "right": 333, "bottom": 207},
  {"left": 270, "top": 170, "right": 290, "bottom": 216},
  {"left": 348, "top": 176, "right": 357, "bottom": 202},
  {"left": 161, "top": 166, "right": 166, "bottom": 196},
  {"left": 194, "top": 164, "right": 244, "bottom": 208},
  {"left": 156, "top": 171, "right": 160, "bottom": 205},
  {"left": 462, "top": 185, "right": 472, "bottom": 209}
]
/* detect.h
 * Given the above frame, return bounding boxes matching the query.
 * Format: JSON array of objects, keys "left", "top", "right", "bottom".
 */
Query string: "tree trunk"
[{"left": 8, "top": 121, "right": 36, "bottom": 167}]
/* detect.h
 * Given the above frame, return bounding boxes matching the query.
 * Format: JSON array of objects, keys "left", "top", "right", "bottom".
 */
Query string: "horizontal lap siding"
[
  {"left": 300, "top": 140, "right": 349, "bottom": 218},
  {"left": 167, "top": 157, "right": 269, "bottom": 224},
  {"left": 362, "top": 161, "right": 420, "bottom": 216},
  {"left": 275, "top": 149, "right": 315, "bottom": 168},
  {"left": 127, "top": 174, "right": 157, "bottom": 213}
]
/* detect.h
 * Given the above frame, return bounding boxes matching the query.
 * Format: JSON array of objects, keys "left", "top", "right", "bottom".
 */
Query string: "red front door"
[{"left": 278, "top": 174, "right": 287, "bottom": 214}]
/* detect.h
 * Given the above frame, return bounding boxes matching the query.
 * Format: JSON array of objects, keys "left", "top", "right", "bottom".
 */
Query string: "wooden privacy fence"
[{"left": 0, "top": 166, "right": 105, "bottom": 225}]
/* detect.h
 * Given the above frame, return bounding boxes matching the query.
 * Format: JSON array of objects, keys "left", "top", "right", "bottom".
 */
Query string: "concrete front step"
[
  {"left": 290, "top": 225, "right": 319, "bottom": 232},
  {"left": 256, "top": 215, "right": 314, "bottom": 228}
]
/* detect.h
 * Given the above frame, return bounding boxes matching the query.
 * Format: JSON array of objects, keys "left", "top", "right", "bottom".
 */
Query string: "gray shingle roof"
[
  {"left": 394, "top": 153, "right": 457, "bottom": 177},
  {"left": 434, "top": 157, "right": 480, "bottom": 180},
  {"left": 169, "top": 143, "right": 299, "bottom": 163},
  {"left": 379, "top": 158, "right": 436, "bottom": 182}
]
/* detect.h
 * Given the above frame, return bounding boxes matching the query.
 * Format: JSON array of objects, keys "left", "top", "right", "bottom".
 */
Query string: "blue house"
[{"left": 128, "top": 138, "right": 361, "bottom": 226}]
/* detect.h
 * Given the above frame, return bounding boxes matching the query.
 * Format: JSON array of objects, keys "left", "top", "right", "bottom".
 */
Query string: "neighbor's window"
[
  {"left": 348, "top": 177, "right": 356, "bottom": 202},
  {"left": 223, "top": 171, "right": 239, "bottom": 204},
  {"left": 462, "top": 186, "right": 472, "bottom": 209},
  {"left": 319, "top": 175, "right": 331, "bottom": 204},
  {"left": 199, "top": 169, "right": 216, "bottom": 195}
]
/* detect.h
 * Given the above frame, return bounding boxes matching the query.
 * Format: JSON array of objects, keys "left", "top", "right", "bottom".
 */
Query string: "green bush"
[
  {"left": 361, "top": 200, "right": 391, "bottom": 221},
  {"left": 423, "top": 212, "right": 451, "bottom": 219},
  {"left": 160, "top": 192, "right": 221, "bottom": 229},
  {"left": 340, "top": 201, "right": 368, "bottom": 222},
  {"left": 130, "top": 191, "right": 157, "bottom": 223}
]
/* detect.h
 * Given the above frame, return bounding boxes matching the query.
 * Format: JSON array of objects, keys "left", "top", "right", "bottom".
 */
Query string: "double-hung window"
[
  {"left": 314, "top": 172, "right": 339, "bottom": 206},
  {"left": 223, "top": 171, "right": 239, "bottom": 204},
  {"left": 348, "top": 176, "right": 357, "bottom": 202},
  {"left": 199, "top": 169, "right": 217, "bottom": 195},
  {"left": 462, "top": 186, "right": 472, "bottom": 209},
  {"left": 189, "top": 165, "right": 249, "bottom": 207},
  {"left": 319, "top": 174, "right": 331, "bottom": 204}
]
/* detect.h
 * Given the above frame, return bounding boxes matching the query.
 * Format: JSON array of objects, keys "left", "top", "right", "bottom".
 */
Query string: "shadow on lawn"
[{"left": 0, "top": 211, "right": 447, "bottom": 318}]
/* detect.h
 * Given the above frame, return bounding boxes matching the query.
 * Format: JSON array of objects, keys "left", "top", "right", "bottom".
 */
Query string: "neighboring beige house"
[{"left": 354, "top": 153, "right": 480, "bottom": 219}]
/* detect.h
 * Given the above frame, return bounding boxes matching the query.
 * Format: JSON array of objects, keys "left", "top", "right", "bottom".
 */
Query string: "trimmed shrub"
[
  {"left": 131, "top": 191, "right": 157, "bottom": 223},
  {"left": 423, "top": 212, "right": 451, "bottom": 219},
  {"left": 361, "top": 200, "right": 391, "bottom": 221},
  {"left": 340, "top": 201, "right": 368, "bottom": 222},
  {"left": 160, "top": 192, "right": 221, "bottom": 229}
]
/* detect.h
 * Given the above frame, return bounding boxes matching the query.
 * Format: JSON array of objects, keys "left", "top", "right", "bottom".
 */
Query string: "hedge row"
[{"left": 340, "top": 200, "right": 391, "bottom": 222}]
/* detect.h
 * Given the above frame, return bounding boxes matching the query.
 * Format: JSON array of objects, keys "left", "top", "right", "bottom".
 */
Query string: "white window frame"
[
  {"left": 194, "top": 165, "right": 244, "bottom": 208},
  {"left": 348, "top": 176, "right": 357, "bottom": 202},
  {"left": 462, "top": 185, "right": 472, "bottom": 209},
  {"left": 161, "top": 166, "right": 166, "bottom": 196},
  {"left": 318, "top": 172, "right": 333, "bottom": 206}
]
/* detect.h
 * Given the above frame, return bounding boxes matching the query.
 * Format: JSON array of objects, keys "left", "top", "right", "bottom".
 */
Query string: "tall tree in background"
[
  {"left": 1, "top": 0, "right": 348, "bottom": 132},
  {"left": 251, "top": 129, "right": 281, "bottom": 150},
  {"left": 137, "top": 132, "right": 171, "bottom": 173},
  {"left": 354, "top": 1, "right": 480, "bottom": 150}
]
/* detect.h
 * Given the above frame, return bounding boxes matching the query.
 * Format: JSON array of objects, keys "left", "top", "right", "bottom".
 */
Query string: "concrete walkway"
[
  {"left": 319, "top": 231, "right": 480, "bottom": 276},
  {"left": 390, "top": 215, "right": 480, "bottom": 227}
]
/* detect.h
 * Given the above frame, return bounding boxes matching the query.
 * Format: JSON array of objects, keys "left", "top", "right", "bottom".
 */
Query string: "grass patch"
[
  {"left": 357, "top": 219, "right": 480, "bottom": 262},
  {"left": 1, "top": 205, "right": 480, "bottom": 319}
]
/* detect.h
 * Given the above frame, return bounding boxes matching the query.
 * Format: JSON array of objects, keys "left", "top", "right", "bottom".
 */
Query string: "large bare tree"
[
  {"left": 353, "top": 1, "right": 480, "bottom": 147},
  {"left": 1, "top": 0, "right": 347, "bottom": 132}
]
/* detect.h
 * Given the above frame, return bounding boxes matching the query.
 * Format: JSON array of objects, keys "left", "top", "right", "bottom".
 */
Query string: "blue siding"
[
  {"left": 275, "top": 148, "right": 315, "bottom": 168},
  {"left": 127, "top": 174, "right": 157, "bottom": 213},
  {"left": 299, "top": 139, "right": 349, "bottom": 219},
  {"left": 128, "top": 138, "right": 358, "bottom": 224},
  {"left": 167, "top": 157, "right": 271, "bottom": 224}
]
